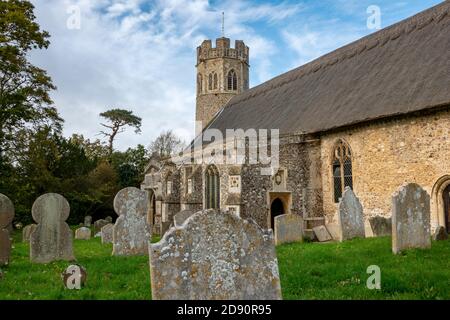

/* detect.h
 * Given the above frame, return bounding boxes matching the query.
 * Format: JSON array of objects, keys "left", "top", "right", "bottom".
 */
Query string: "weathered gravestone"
[
  {"left": 338, "top": 187, "right": 365, "bottom": 242},
  {"left": 30, "top": 193, "right": 75, "bottom": 263},
  {"left": 105, "top": 216, "right": 113, "bottom": 223},
  {"left": 149, "top": 209, "right": 282, "bottom": 300},
  {"left": 112, "top": 187, "right": 151, "bottom": 256},
  {"left": 392, "top": 183, "right": 431, "bottom": 254},
  {"left": 75, "top": 227, "right": 91, "bottom": 240},
  {"left": 173, "top": 209, "right": 194, "bottom": 227},
  {"left": 22, "top": 224, "right": 37, "bottom": 242},
  {"left": 274, "top": 214, "right": 303, "bottom": 245},
  {"left": 94, "top": 219, "right": 109, "bottom": 233},
  {"left": 368, "top": 216, "right": 392, "bottom": 237},
  {"left": 432, "top": 225, "right": 448, "bottom": 241},
  {"left": 84, "top": 216, "right": 92, "bottom": 227},
  {"left": 101, "top": 224, "right": 114, "bottom": 244},
  {"left": 325, "top": 223, "right": 340, "bottom": 241},
  {"left": 313, "top": 225, "right": 333, "bottom": 242},
  {"left": 0, "top": 194, "right": 14, "bottom": 266}
]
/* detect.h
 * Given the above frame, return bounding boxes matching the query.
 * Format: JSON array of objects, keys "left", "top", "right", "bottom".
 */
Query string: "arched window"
[
  {"left": 213, "top": 73, "right": 218, "bottom": 89},
  {"left": 227, "top": 69, "right": 237, "bottom": 91},
  {"left": 208, "top": 73, "right": 212, "bottom": 90},
  {"left": 197, "top": 74, "right": 202, "bottom": 94},
  {"left": 332, "top": 140, "right": 353, "bottom": 203},
  {"left": 205, "top": 165, "right": 220, "bottom": 209}
]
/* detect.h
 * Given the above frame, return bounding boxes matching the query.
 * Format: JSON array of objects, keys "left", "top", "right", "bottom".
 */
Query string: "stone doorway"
[
  {"left": 270, "top": 198, "right": 285, "bottom": 230},
  {"left": 431, "top": 175, "right": 450, "bottom": 232},
  {"left": 443, "top": 185, "right": 450, "bottom": 232}
]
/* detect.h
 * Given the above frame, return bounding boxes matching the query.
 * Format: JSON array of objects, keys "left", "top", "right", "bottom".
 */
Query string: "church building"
[{"left": 142, "top": 1, "right": 450, "bottom": 238}]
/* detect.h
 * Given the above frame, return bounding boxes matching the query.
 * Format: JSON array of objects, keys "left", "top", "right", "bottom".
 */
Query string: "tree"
[
  {"left": 0, "top": 0, "right": 62, "bottom": 155},
  {"left": 99, "top": 108, "right": 142, "bottom": 156},
  {"left": 149, "top": 130, "right": 185, "bottom": 160},
  {"left": 111, "top": 144, "right": 149, "bottom": 188}
]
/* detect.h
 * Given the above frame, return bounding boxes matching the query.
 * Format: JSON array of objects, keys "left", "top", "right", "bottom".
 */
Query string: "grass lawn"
[{"left": 0, "top": 230, "right": 448, "bottom": 300}]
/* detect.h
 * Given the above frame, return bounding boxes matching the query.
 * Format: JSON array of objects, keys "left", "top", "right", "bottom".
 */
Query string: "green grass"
[
  {"left": 277, "top": 237, "right": 450, "bottom": 300},
  {"left": 0, "top": 230, "right": 448, "bottom": 300}
]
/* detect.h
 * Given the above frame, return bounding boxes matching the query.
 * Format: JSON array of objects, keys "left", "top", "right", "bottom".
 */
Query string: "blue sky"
[{"left": 29, "top": 0, "right": 443, "bottom": 150}]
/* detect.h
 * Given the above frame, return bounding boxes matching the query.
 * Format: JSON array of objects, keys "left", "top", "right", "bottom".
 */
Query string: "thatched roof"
[{"left": 207, "top": 1, "right": 450, "bottom": 136}]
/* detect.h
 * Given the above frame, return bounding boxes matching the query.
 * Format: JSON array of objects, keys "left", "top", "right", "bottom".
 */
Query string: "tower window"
[
  {"left": 227, "top": 70, "right": 237, "bottom": 91},
  {"left": 213, "top": 73, "right": 218, "bottom": 89},
  {"left": 208, "top": 73, "right": 212, "bottom": 91},
  {"left": 197, "top": 74, "right": 202, "bottom": 94},
  {"left": 205, "top": 165, "right": 220, "bottom": 209},
  {"left": 332, "top": 140, "right": 353, "bottom": 203}
]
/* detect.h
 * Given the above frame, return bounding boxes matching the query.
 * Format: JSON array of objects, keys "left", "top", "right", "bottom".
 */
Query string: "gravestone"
[
  {"left": 105, "top": 216, "right": 113, "bottom": 223},
  {"left": 84, "top": 216, "right": 92, "bottom": 227},
  {"left": 338, "top": 187, "right": 365, "bottom": 241},
  {"left": 75, "top": 227, "right": 91, "bottom": 240},
  {"left": 274, "top": 214, "right": 303, "bottom": 245},
  {"left": 173, "top": 209, "right": 194, "bottom": 227},
  {"left": 112, "top": 187, "right": 151, "bottom": 256},
  {"left": 101, "top": 224, "right": 114, "bottom": 244},
  {"left": 149, "top": 209, "right": 282, "bottom": 300},
  {"left": 392, "top": 183, "right": 431, "bottom": 254},
  {"left": 368, "top": 216, "right": 392, "bottom": 237},
  {"left": 22, "top": 224, "right": 37, "bottom": 242},
  {"left": 313, "top": 225, "right": 332, "bottom": 242},
  {"left": 325, "top": 223, "right": 340, "bottom": 241},
  {"left": 432, "top": 226, "right": 448, "bottom": 241},
  {"left": 0, "top": 194, "right": 15, "bottom": 266},
  {"left": 94, "top": 219, "right": 109, "bottom": 233},
  {"left": 30, "top": 193, "right": 75, "bottom": 263}
]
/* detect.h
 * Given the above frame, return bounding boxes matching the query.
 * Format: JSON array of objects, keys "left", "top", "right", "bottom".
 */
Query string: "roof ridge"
[{"left": 224, "top": 1, "right": 450, "bottom": 109}]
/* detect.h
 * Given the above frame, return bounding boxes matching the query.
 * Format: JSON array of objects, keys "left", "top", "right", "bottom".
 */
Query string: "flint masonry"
[{"left": 142, "top": 2, "right": 450, "bottom": 237}]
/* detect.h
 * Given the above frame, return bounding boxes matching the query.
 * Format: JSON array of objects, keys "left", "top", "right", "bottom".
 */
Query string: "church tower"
[{"left": 195, "top": 37, "right": 250, "bottom": 133}]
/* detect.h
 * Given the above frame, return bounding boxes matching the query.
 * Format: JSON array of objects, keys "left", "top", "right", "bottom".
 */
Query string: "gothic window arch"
[
  {"left": 332, "top": 140, "right": 353, "bottom": 203},
  {"left": 205, "top": 165, "right": 220, "bottom": 209},
  {"left": 227, "top": 69, "right": 237, "bottom": 91},
  {"left": 208, "top": 73, "right": 212, "bottom": 90},
  {"left": 213, "top": 72, "right": 218, "bottom": 89},
  {"left": 197, "top": 74, "right": 202, "bottom": 94}
]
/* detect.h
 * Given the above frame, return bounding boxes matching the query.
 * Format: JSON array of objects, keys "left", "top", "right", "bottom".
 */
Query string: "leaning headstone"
[
  {"left": 149, "top": 209, "right": 282, "bottom": 300},
  {"left": 173, "top": 209, "right": 194, "bottom": 227},
  {"left": 0, "top": 194, "right": 14, "bottom": 266},
  {"left": 84, "top": 216, "right": 92, "bottom": 227},
  {"left": 75, "top": 227, "right": 91, "bottom": 240},
  {"left": 432, "top": 226, "right": 448, "bottom": 241},
  {"left": 368, "top": 216, "right": 392, "bottom": 237},
  {"left": 325, "top": 223, "right": 340, "bottom": 241},
  {"left": 313, "top": 225, "right": 332, "bottom": 242},
  {"left": 274, "top": 214, "right": 303, "bottom": 245},
  {"left": 93, "top": 219, "right": 108, "bottom": 233},
  {"left": 392, "top": 183, "right": 431, "bottom": 254},
  {"left": 105, "top": 216, "right": 113, "bottom": 223},
  {"left": 112, "top": 187, "right": 151, "bottom": 256},
  {"left": 22, "top": 224, "right": 37, "bottom": 242},
  {"left": 101, "top": 224, "right": 114, "bottom": 244},
  {"left": 30, "top": 193, "right": 75, "bottom": 263},
  {"left": 338, "top": 187, "right": 365, "bottom": 241}
]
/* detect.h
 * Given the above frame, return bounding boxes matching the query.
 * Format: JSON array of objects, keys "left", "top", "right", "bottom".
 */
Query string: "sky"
[{"left": 29, "top": 0, "right": 444, "bottom": 151}]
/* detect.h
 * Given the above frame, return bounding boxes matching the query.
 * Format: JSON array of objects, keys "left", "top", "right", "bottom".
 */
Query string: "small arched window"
[
  {"left": 227, "top": 70, "right": 237, "bottom": 91},
  {"left": 205, "top": 165, "right": 220, "bottom": 209},
  {"left": 332, "top": 140, "right": 353, "bottom": 203},
  {"left": 197, "top": 74, "right": 202, "bottom": 94},
  {"left": 208, "top": 73, "right": 212, "bottom": 90},
  {"left": 213, "top": 73, "right": 218, "bottom": 89}
]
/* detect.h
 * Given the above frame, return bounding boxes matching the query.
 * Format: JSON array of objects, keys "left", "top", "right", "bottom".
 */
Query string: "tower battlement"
[{"left": 197, "top": 37, "right": 249, "bottom": 65}]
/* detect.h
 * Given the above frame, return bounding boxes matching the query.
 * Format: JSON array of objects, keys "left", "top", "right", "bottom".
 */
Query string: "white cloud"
[{"left": 29, "top": 0, "right": 298, "bottom": 150}]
